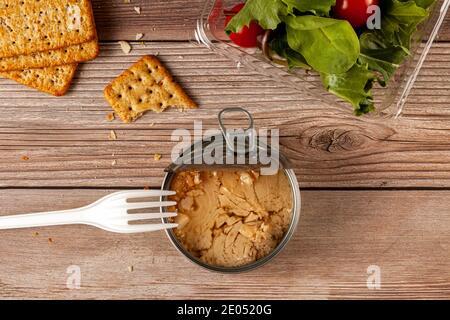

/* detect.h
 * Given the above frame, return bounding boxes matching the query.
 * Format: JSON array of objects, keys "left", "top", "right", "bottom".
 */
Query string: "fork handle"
[{"left": 0, "top": 208, "right": 86, "bottom": 230}]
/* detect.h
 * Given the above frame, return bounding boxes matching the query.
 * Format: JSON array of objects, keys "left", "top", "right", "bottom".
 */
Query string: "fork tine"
[
  {"left": 123, "top": 212, "right": 177, "bottom": 222},
  {"left": 122, "top": 201, "right": 177, "bottom": 210},
  {"left": 107, "top": 190, "right": 176, "bottom": 203},
  {"left": 113, "top": 223, "right": 178, "bottom": 233},
  {"left": 123, "top": 190, "right": 176, "bottom": 200}
]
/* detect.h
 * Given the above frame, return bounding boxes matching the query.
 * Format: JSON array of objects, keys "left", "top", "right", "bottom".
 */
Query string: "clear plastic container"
[{"left": 193, "top": 0, "right": 450, "bottom": 118}]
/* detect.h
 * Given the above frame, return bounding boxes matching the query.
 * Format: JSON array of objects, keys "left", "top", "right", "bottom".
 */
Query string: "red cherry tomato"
[
  {"left": 225, "top": 3, "right": 264, "bottom": 48},
  {"left": 332, "top": 0, "right": 380, "bottom": 29}
]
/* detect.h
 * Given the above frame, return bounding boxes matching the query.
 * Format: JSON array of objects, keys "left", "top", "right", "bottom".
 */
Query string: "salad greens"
[
  {"left": 322, "top": 62, "right": 377, "bottom": 115},
  {"left": 224, "top": 0, "right": 289, "bottom": 30},
  {"left": 225, "top": 0, "right": 436, "bottom": 114},
  {"left": 281, "top": 0, "right": 336, "bottom": 16},
  {"left": 270, "top": 34, "right": 312, "bottom": 69},
  {"left": 285, "top": 15, "right": 360, "bottom": 74}
]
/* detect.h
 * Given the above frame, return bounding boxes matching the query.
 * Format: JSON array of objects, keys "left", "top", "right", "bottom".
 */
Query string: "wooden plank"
[
  {"left": 91, "top": 0, "right": 450, "bottom": 42},
  {"left": 0, "top": 43, "right": 450, "bottom": 188},
  {"left": 92, "top": 0, "right": 205, "bottom": 41},
  {"left": 1, "top": 188, "right": 450, "bottom": 299}
]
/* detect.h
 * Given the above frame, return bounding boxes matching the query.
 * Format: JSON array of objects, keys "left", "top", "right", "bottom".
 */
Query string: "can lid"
[
  {"left": 166, "top": 108, "right": 292, "bottom": 173},
  {"left": 218, "top": 107, "right": 256, "bottom": 155}
]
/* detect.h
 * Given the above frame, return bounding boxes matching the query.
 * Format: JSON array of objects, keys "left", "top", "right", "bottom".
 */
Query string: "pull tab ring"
[{"left": 218, "top": 107, "right": 256, "bottom": 154}]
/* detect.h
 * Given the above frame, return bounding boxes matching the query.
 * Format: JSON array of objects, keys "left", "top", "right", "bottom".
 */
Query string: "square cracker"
[
  {"left": 104, "top": 55, "right": 198, "bottom": 123},
  {"left": 0, "top": 38, "right": 99, "bottom": 72},
  {"left": 0, "top": 0, "right": 96, "bottom": 58},
  {"left": 0, "top": 64, "right": 78, "bottom": 96}
]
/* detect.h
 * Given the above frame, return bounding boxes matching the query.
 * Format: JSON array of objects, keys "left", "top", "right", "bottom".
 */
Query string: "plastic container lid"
[{"left": 193, "top": 0, "right": 450, "bottom": 119}]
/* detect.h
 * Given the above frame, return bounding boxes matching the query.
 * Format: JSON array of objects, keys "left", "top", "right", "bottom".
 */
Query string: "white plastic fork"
[{"left": 0, "top": 190, "right": 178, "bottom": 234}]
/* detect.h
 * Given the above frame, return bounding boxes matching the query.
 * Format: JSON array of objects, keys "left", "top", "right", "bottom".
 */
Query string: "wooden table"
[{"left": 1, "top": 1, "right": 450, "bottom": 300}]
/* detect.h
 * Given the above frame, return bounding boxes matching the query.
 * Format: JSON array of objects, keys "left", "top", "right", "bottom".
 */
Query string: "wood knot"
[
  {"left": 295, "top": 122, "right": 395, "bottom": 155},
  {"left": 309, "top": 129, "right": 364, "bottom": 153}
]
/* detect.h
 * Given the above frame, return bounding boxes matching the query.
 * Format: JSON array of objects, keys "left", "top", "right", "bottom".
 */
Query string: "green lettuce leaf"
[
  {"left": 358, "top": 33, "right": 408, "bottom": 85},
  {"left": 284, "top": 15, "right": 360, "bottom": 74},
  {"left": 412, "top": 0, "right": 436, "bottom": 8},
  {"left": 281, "top": 0, "right": 336, "bottom": 16},
  {"left": 224, "top": 0, "right": 289, "bottom": 33},
  {"left": 379, "top": 0, "right": 428, "bottom": 43},
  {"left": 321, "top": 63, "right": 377, "bottom": 115},
  {"left": 270, "top": 33, "right": 311, "bottom": 69},
  {"left": 389, "top": 0, "right": 429, "bottom": 24}
]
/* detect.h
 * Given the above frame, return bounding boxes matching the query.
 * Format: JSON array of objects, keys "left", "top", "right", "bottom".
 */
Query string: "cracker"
[
  {"left": 104, "top": 55, "right": 198, "bottom": 123},
  {"left": 0, "top": 38, "right": 99, "bottom": 71},
  {"left": 0, "top": 64, "right": 78, "bottom": 96},
  {"left": 0, "top": 0, "right": 96, "bottom": 58}
]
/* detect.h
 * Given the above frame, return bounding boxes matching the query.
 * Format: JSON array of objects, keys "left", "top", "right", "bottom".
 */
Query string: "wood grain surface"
[
  {"left": 0, "top": 43, "right": 449, "bottom": 188},
  {"left": 2, "top": 189, "right": 450, "bottom": 299},
  {"left": 0, "top": 0, "right": 450, "bottom": 300}
]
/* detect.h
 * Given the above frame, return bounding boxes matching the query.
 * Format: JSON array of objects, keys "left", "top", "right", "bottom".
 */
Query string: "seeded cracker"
[
  {"left": 0, "top": 0, "right": 96, "bottom": 58},
  {"left": 104, "top": 55, "right": 197, "bottom": 123},
  {"left": 0, "top": 38, "right": 99, "bottom": 72},
  {"left": 0, "top": 64, "right": 78, "bottom": 96}
]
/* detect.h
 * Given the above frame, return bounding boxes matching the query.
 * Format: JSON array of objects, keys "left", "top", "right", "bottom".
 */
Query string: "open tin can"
[{"left": 161, "top": 108, "right": 301, "bottom": 273}]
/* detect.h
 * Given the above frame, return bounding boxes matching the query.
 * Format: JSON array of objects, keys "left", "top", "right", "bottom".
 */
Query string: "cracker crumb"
[
  {"left": 128, "top": 265, "right": 134, "bottom": 272},
  {"left": 32, "top": 232, "right": 39, "bottom": 237},
  {"left": 21, "top": 155, "right": 30, "bottom": 161},
  {"left": 118, "top": 41, "right": 132, "bottom": 54},
  {"left": 136, "top": 33, "right": 144, "bottom": 41},
  {"left": 106, "top": 112, "right": 115, "bottom": 122},
  {"left": 149, "top": 123, "right": 155, "bottom": 127},
  {"left": 123, "top": 0, "right": 131, "bottom": 3},
  {"left": 48, "top": 237, "right": 54, "bottom": 244},
  {"left": 112, "top": 160, "right": 117, "bottom": 166},
  {"left": 154, "top": 153, "right": 162, "bottom": 161},
  {"left": 109, "top": 130, "right": 117, "bottom": 140},
  {"left": 134, "top": 6, "right": 141, "bottom": 14}
]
